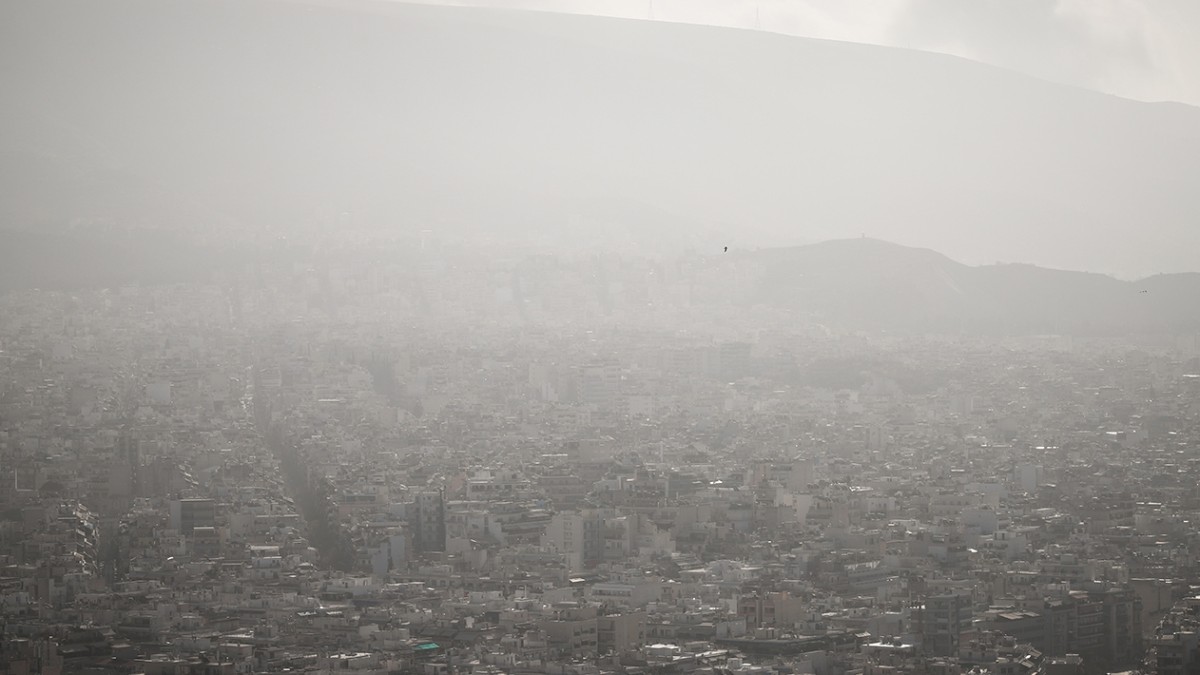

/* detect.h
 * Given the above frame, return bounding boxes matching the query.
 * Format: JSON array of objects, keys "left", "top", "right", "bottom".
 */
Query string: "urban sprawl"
[{"left": 3, "top": 239, "right": 1200, "bottom": 675}]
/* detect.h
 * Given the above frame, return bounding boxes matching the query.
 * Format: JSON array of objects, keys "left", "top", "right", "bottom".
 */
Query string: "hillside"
[
  {"left": 741, "top": 238, "right": 1200, "bottom": 335},
  {"left": 2, "top": 0, "right": 1199, "bottom": 274}
]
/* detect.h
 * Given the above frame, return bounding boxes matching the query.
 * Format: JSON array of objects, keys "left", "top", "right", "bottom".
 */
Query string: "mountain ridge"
[
  {"left": 735, "top": 238, "right": 1200, "bottom": 335},
  {"left": 3, "top": 226, "right": 1199, "bottom": 337},
  {"left": 2, "top": 0, "right": 1199, "bottom": 274}
]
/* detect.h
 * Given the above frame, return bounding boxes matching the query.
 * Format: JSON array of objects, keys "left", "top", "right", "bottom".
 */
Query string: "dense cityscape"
[
  {"left": 5, "top": 0, "right": 1200, "bottom": 673},
  {"left": 3, "top": 236, "right": 1200, "bottom": 675}
]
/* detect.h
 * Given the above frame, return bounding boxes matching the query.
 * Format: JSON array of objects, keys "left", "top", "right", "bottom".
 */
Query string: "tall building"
[
  {"left": 542, "top": 510, "right": 603, "bottom": 572},
  {"left": 104, "top": 430, "right": 142, "bottom": 515},
  {"left": 411, "top": 489, "right": 446, "bottom": 554},
  {"left": 918, "top": 593, "right": 973, "bottom": 657},
  {"left": 169, "top": 498, "right": 216, "bottom": 535},
  {"left": 989, "top": 590, "right": 1143, "bottom": 673},
  {"left": 1099, "top": 588, "right": 1143, "bottom": 670},
  {"left": 597, "top": 612, "right": 647, "bottom": 656},
  {"left": 541, "top": 604, "right": 599, "bottom": 657},
  {"left": 576, "top": 363, "right": 621, "bottom": 410}
]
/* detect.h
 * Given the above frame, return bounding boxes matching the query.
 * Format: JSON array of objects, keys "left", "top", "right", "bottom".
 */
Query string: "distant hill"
[
  {"left": 739, "top": 238, "right": 1200, "bottom": 334},
  {"left": 2, "top": 0, "right": 1199, "bottom": 274},
  {"left": 3, "top": 223, "right": 1198, "bottom": 337}
]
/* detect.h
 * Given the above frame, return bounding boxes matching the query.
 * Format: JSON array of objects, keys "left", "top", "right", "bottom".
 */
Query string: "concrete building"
[
  {"left": 169, "top": 498, "right": 216, "bottom": 535},
  {"left": 542, "top": 510, "right": 602, "bottom": 572},
  {"left": 919, "top": 593, "right": 973, "bottom": 657},
  {"left": 411, "top": 490, "right": 446, "bottom": 554},
  {"left": 597, "top": 612, "right": 646, "bottom": 656}
]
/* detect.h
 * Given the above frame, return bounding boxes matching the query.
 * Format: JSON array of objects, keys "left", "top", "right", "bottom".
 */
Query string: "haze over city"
[{"left": 2, "top": 1, "right": 1200, "bottom": 674}]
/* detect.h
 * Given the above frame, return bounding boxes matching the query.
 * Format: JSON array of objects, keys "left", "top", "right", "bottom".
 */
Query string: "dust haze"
[{"left": 2, "top": 2, "right": 1199, "bottom": 674}]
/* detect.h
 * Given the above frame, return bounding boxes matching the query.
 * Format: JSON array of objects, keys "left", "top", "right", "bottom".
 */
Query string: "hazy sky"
[{"left": 408, "top": 0, "right": 1200, "bottom": 107}]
